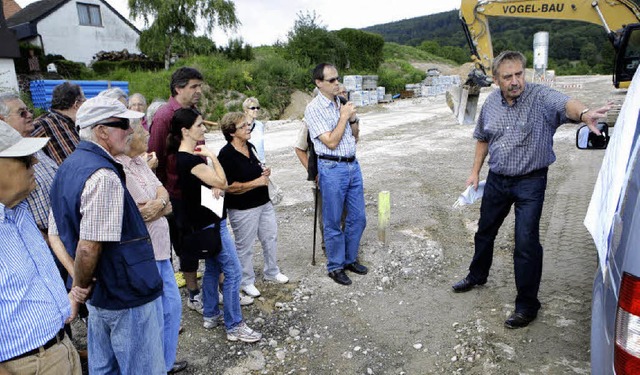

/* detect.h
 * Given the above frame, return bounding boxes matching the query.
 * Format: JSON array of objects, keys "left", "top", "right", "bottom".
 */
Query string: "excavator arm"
[{"left": 449, "top": 0, "right": 640, "bottom": 124}]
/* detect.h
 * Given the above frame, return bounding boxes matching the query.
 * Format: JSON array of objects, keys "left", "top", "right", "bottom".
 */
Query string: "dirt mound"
[
  {"left": 410, "top": 61, "right": 474, "bottom": 77},
  {"left": 281, "top": 90, "right": 313, "bottom": 120}
]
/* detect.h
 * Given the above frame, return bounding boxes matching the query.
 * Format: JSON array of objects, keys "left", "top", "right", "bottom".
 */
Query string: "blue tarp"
[{"left": 30, "top": 80, "right": 129, "bottom": 110}]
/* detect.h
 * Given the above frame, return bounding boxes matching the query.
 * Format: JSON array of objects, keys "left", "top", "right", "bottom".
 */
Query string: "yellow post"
[{"left": 378, "top": 191, "right": 391, "bottom": 246}]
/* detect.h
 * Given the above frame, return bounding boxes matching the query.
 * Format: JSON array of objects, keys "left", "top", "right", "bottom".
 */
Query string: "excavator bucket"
[{"left": 446, "top": 84, "right": 481, "bottom": 125}]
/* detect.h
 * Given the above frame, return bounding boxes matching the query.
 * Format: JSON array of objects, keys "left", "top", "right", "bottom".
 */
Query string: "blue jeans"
[
  {"left": 202, "top": 219, "right": 243, "bottom": 330},
  {"left": 318, "top": 159, "right": 367, "bottom": 272},
  {"left": 86, "top": 298, "right": 164, "bottom": 375},
  {"left": 156, "top": 259, "right": 182, "bottom": 372},
  {"left": 468, "top": 168, "right": 547, "bottom": 316}
]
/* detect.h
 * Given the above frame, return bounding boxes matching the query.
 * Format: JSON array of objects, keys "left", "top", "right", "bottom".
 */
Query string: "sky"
[{"left": 15, "top": 0, "right": 459, "bottom": 46}]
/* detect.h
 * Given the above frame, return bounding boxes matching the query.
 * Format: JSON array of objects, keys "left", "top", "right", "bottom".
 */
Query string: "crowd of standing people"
[
  {"left": 0, "top": 67, "right": 294, "bottom": 374},
  {"left": 0, "top": 51, "right": 607, "bottom": 374}
]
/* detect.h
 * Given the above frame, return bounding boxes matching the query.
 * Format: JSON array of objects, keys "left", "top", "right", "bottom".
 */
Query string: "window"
[{"left": 77, "top": 3, "right": 102, "bottom": 27}]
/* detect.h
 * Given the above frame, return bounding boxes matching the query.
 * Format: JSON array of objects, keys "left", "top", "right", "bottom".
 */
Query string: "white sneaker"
[
  {"left": 226, "top": 322, "right": 262, "bottom": 343},
  {"left": 219, "top": 291, "right": 254, "bottom": 306},
  {"left": 240, "top": 293, "right": 254, "bottom": 306},
  {"left": 187, "top": 293, "right": 204, "bottom": 315},
  {"left": 242, "top": 284, "right": 261, "bottom": 297},
  {"left": 203, "top": 312, "right": 223, "bottom": 329},
  {"left": 264, "top": 273, "right": 289, "bottom": 284}
]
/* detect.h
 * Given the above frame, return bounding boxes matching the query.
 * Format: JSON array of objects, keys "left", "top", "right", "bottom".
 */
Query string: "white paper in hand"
[
  {"left": 201, "top": 185, "right": 224, "bottom": 217},
  {"left": 452, "top": 180, "right": 486, "bottom": 208}
]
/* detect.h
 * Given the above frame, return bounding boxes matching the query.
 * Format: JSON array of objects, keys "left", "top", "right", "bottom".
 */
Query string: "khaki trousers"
[{"left": 1, "top": 335, "right": 81, "bottom": 375}]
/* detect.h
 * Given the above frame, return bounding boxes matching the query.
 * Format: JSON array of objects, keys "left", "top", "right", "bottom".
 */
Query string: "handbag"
[
  {"left": 182, "top": 224, "right": 222, "bottom": 259},
  {"left": 268, "top": 179, "right": 284, "bottom": 205}
]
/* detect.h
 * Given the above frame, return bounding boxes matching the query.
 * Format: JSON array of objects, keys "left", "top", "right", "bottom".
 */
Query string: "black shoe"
[
  {"left": 504, "top": 312, "right": 537, "bottom": 329},
  {"left": 451, "top": 276, "right": 486, "bottom": 293},
  {"left": 345, "top": 262, "right": 368, "bottom": 275},
  {"left": 167, "top": 360, "right": 188, "bottom": 374},
  {"left": 328, "top": 270, "right": 352, "bottom": 285}
]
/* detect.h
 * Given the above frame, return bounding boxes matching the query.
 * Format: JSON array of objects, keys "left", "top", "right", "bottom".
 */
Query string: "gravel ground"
[{"left": 73, "top": 74, "right": 623, "bottom": 374}]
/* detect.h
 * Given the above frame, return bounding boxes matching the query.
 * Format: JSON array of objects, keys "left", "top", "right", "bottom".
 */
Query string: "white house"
[
  {"left": 7, "top": 0, "right": 140, "bottom": 65},
  {"left": 0, "top": 1, "right": 19, "bottom": 91}
]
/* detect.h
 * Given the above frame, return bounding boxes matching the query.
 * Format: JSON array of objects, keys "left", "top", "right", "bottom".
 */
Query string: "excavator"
[{"left": 448, "top": 0, "right": 640, "bottom": 124}]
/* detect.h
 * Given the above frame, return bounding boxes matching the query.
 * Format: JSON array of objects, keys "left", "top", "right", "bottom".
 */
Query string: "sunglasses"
[
  {"left": 95, "top": 118, "right": 130, "bottom": 130},
  {"left": 16, "top": 154, "right": 37, "bottom": 169},
  {"left": 249, "top": 106, "right": 260, "bottom": 110},
  {"left": 324, "top": 76, "right": 340, "bottom": 84}
]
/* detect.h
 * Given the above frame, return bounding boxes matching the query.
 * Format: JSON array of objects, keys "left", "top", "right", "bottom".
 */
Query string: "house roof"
[
  {"left": 7, "top": 0, "right": 140, "bottom": 34},
  {"left": 6, "top": 0, "right": 64, "bottom": 27},
  {"left": 2, "top": 0, "right": 21, "bottom": 19},
  {"left": 0, "top": 0, "right": 19, "bottom": 57}
]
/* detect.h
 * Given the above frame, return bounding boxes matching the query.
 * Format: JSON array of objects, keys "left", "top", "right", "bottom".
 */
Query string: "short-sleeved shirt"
[
  {"left": 218, "top": 142, "right": 269, "bottom": 210},
  {"left": 294, "top": 123, "right": 309, "bottom": 151},
  {"left": 148, "top": 96, "right": 197, "bottom": 199},
  {"left": 49, "top": 145, "right": 124, "bottom": 242},
  {"left": 115, "top": 154, "right": 171, "bottom": 260},
  {"left": 250, "top": 119, "right": 266, "bottom": 163},
  {"left": 473, "top": 83, "right": 570, "bottom": 176},
  {"left": 293, "top": 122, "right": 318, "bottom": 181},
  {"left": 177, "top": 152, "right": 220, "bottom": 230},
  {"left": 25, "top": 150, "right": 58, "bottom": 231},
  {"left": 305, "top": 93, "right": 357, "bottom": 158},
  {"left": 31, "top": 110, "right": 79, "bottom": 165}
]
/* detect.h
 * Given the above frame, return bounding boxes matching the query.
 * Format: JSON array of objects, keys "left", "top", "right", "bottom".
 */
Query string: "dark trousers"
[{"left": 468, "top": 168, "right": 548, "bottom": 315}]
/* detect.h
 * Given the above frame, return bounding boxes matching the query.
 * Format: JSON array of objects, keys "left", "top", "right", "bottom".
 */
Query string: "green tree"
[
  {"left": 580, "top": 42, "right": 599, "bottom": 66},
  {"left": 220, "top": 38, "right": 254, "bottom": 61},
  {"left": 284, "top": 11, "right": 348, "bottom": 69},
  {"left": 129, "top": 0, "right": 240, "bottom": 69},
  {"left": 418, "top": 40, "right": 440, "bottom": 55},
  {"left": 335, "top": 28, "right": 385, "bottom": 71}
]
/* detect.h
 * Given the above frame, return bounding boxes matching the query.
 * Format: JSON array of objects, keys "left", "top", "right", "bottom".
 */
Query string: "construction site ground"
[{"left": 73, "top": 74, "right": 621, "bottom": 374}]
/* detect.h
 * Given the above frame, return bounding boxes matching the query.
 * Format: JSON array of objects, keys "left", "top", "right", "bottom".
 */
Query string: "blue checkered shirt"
[
  {"left": 25, "top": 150, "right": 58, "bottom": 231},
  {"left": 0, "top": 201, "right": 70, "bottom": 362},
  {"left": 305, "top": 94, "right": 357, "bottom": 157},
  {"left": 474, "top": 83, "right": 570, "bottom": 176}
]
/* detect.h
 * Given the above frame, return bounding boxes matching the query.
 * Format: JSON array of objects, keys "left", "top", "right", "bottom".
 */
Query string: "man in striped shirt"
[
  {"left": 305, "top": 63, "right": 368, "bottom": 286},
  {"left": 31, "top": 82, "right": 85, "bottom": 165},
  {"left": 0, "top": 93, "right": 57, "bottom": 241},
  {"left": 0, "top": 120, "right": 82, "bottom": 375}
]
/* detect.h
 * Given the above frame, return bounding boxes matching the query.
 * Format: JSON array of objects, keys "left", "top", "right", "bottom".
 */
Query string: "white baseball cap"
[
  {"left": 76, "top": 96, "right": 144, "bottom": 129},
  {"left": 0, "top": 120, "right": 49, "bottom": 157}
]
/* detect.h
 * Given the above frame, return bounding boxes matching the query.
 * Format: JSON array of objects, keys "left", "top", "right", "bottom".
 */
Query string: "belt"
[
  {"left": 491, "top": 167, "right": 548, "bottom": 179},
  {"left": 318, "top": 155, "right": 356, "bottom": 163},
  {"left": 3, "top": 329, "right": 65, "bottom": 363}
]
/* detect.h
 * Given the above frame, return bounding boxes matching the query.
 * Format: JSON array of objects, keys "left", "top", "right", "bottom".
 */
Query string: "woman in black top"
[
  {"left": 218, "top": 112, "right": 289, "bottom": 299},
  {"left": 168, "top": 108, "right": 261, "bottom": 342}
]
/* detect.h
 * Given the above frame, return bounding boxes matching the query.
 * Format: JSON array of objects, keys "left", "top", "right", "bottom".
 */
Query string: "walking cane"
[{"left": 312, "top": 182, "right": 319, "bottom": 266}]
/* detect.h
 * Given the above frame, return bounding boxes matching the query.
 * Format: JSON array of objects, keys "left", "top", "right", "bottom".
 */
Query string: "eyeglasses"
[
  {"left": 16, "top": 154, "right": 37, "bottom": 169},
  {"left": 324, "top": 76, "right": 340, "bottom": 84},
  {"left": 95, "top": 118, "right": 130, "bottom": 130},
  {"left": 249, "top": 106, "right": 260, "bottom": 110},
  {"left": 12, "top": 108, "right": 32, "bottom": 119}
]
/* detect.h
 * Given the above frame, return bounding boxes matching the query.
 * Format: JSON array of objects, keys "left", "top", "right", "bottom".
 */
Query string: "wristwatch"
[
  {"left": 579, "top": 108, "right": 590, "bottom": 122},
  {"left": 349, "top": 117, "right": 359, "bottom": 125}
]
